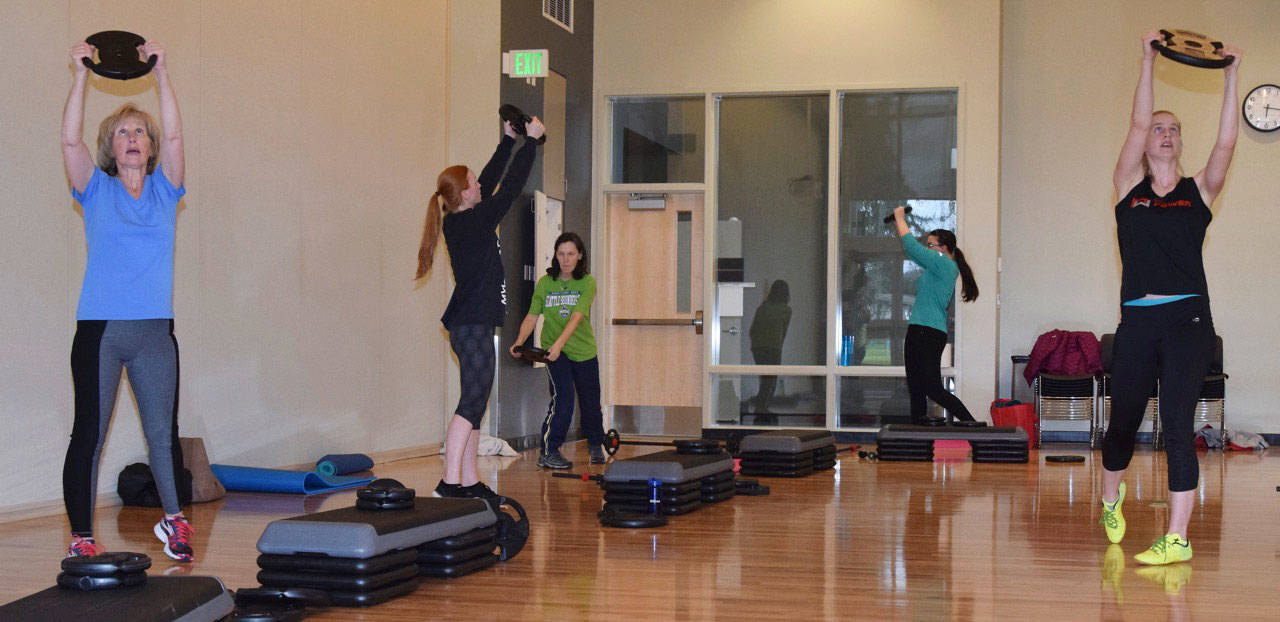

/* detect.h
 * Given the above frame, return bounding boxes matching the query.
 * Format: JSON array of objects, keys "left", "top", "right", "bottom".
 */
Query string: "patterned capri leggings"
[{"left": 448, "top": 324, "right": 496, "bottom": 429}]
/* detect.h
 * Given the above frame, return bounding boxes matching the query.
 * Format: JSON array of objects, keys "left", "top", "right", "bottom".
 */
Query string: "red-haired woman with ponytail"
[
  {"left": 891, "top": 205, "right": 979, "bottom": 426},
  {"left": 416, "top": 116, "right": 545, "bottom": 499}
]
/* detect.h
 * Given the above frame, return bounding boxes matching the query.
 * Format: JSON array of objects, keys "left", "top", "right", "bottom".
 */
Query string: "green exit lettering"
[{"left": 515, "top": 52, "right": 542, "bottom": 76}]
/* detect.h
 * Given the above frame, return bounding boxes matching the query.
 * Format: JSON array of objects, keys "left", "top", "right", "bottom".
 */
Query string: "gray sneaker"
[
  {"left": 537, "top": 451, "right": 573, "bottom": 469},
  {"left": 589, "top": 445, "right": 607, "bottom": 464}
]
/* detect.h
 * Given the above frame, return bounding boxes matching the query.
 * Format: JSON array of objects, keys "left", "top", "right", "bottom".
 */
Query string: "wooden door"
[{"left": 607, "top": 193, "right": 704, "bottom": 415}]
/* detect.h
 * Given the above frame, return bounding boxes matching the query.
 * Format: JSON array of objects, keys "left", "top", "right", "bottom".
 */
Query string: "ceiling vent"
[{"left": 542, "top": 0, "right": 573, "bottom": 33}]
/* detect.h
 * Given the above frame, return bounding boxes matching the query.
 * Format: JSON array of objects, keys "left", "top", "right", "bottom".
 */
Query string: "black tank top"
[{"left": 1114, "top": 177, "right": 1212, "bottom": 303}]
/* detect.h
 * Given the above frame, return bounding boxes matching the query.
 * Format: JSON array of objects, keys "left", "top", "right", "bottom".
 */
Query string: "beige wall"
[
  {"left": 594, "top": 1, "right": 1003, "bottom": 415},
  {"left": 1002, "top": 0, "right": 1279, "bottom": 434},
  {"left": 0, "top": 0, "right": 499, "bottom": 514}
]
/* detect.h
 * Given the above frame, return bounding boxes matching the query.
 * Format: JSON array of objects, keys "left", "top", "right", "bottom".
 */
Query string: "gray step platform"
[
  {"left": 739, "top": 429, "right": 838, "bottom": 476},
  {"left": 738, "top": 429, "right": 836, "bottom": 454},
  {"left": 257, "top": 497, "right": 497, "bottom": 559},
  {"left": 877, "top": 424, "right": 1029, "bottom": 463},
  {"left": 602, "top": 449, "right": 734, "bottom": 484},
  {"left": 0, "top": 575, "right": 234, "bottom": 622}
]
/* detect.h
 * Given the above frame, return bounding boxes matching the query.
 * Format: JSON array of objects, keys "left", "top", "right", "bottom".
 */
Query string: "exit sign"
[{"left": 503, "top": 49, "right": 549, "bottom": 79}]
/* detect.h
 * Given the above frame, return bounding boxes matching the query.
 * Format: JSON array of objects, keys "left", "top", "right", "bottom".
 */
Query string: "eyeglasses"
[{"left": 926, "top": 242, "right": 942, "bottom": 249}]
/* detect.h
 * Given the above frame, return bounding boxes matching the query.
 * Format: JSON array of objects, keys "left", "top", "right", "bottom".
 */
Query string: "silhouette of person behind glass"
[{"left": 749, "top": 280, "right": 792, "bottom": 419}]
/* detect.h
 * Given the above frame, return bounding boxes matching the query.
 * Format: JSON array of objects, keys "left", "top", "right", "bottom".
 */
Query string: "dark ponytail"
[
  {"left": 953, "top": 248, "right": 978, "bottom": 302},
  {"left": 929, "top": 229, "right": 978, "bottom": 302}
]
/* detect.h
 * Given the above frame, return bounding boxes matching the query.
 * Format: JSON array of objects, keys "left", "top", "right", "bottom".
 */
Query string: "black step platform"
[
  {"left": 253, "top": 498, "right": 508, "bottom": 607},
  {"left": 600, "top": 449, "right": 735, "bottom": 517},
  {"left": 0, "top": 575, "right": 234, "bottom": 622},
  {"left": 876, "top": 424, "right": 1029, "bottom": 462},
  {"left": 256, "top": 497, "right": 497, "bottom": 559},
  {"left": 738, "top": 429, "right": 837, "bottom": 477}
]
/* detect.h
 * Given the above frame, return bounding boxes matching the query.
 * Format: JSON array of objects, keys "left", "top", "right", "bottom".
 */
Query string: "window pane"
[
  {"left": 838, "top": 375, "right": 954, "bottom": 427},
  {"left": 611, "top": 97, "right": 705, "bottom": 183},
  {"left": 712, "top": 374, "right": 826, "bottom": 427},
  {"left": 838, "top": 91, "right": 957, "bottom": 366},
  {"left": 717, "top": 93, "right": 828, "bottom": 366}
]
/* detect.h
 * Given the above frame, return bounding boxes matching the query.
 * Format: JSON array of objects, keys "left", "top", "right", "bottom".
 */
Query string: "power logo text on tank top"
[
  {"left": 1129, "top": 196, "right": 1193, "bottom": 209},
  {"left": 545, "top": 290, "right": 581, "bottom": 318}
]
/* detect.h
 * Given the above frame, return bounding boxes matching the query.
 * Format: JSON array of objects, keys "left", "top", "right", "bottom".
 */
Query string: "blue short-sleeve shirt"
[{"left": 72, "top": 165, "right": 185, "bottom": 319}]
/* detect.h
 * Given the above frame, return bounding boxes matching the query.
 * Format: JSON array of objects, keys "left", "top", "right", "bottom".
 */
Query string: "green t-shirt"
[{"left": 529, "top": 274, "right": 598, "bottom": 361}]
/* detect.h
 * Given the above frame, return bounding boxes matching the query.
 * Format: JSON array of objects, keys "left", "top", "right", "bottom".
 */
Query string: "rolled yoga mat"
[
  {"left": 315, "top": 453, "right": 375, "bottom": 476},
  {"left": 210, "top": 465, "right": 375, "bottom": 495}
]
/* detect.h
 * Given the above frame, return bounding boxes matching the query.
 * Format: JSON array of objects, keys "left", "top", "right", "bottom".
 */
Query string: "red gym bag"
[{"left": 990, "top": 399, "right": 1038, "bottom": 448}]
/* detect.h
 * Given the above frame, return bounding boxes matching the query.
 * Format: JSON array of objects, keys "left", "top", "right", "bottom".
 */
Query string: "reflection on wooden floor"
[{"left": 0, "top": 444, "right": 1276, "bottom": 619}]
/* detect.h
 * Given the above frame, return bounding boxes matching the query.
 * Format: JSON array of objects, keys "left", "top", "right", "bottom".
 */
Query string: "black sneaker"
[
  {"left": 433, "top": 480, "right": 464, "bottom": 498},
  {"left": 537, "top": 451, "right": 573, "bottom": 469},
  {"left": 589, "top": 445, "right": 607, "bottom": 464},
  {"left": 460, "top": 482, "right": 498, "bottom": 500}
]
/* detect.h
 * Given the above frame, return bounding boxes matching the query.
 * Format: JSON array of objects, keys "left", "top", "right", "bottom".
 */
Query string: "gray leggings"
[{"left": 65, "top": 319, "right": 182, "bottom": 536}]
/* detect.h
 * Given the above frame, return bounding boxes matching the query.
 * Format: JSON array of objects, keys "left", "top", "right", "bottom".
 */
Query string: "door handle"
[{"left": 613, "top": 310, "right": 705, "bottom": 335}]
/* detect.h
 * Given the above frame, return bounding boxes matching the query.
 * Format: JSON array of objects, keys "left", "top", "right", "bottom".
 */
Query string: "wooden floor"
[{"left": 1, "top": 442, "right": 1277, "bottom": 620}]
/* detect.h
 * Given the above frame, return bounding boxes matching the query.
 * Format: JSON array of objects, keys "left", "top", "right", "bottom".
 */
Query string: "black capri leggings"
[
  {"left": 904, "top": 324, "right": 974, "bottom": 422},
  {"left": 448, "top": 324, "right": 495, "bottom": 429},
  {"left": 1102, "top": 296, "right": 1214, "bottom": 492}
]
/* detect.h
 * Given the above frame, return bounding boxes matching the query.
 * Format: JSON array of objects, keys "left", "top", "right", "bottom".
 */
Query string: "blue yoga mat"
[
  {"left": 210, "top": 465, "right": 375, "bottom": 495},
  {"left": 315, "top": 453, "right": 374, "bottom": 476}
]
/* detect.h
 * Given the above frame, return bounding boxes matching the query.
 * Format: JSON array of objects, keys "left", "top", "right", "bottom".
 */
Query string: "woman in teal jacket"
[{"left": 891, "top": 205, "right": 978, "bottom": 425}]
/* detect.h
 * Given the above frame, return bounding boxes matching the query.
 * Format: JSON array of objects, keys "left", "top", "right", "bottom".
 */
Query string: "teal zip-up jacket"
[{"left": 901, "top": 233, "right": 958, "bottom": 333}]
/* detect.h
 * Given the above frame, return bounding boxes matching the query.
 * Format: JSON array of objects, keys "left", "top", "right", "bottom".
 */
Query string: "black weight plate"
[
  {"left": 604, "top": 429, "right": 621, "bottom": 455},
  {"left": 1045, "top": 455, "right": 1086, "bottom": 463},
  {"left": 673, "top": 439, "right": 721, "bottom": 454},
  {"left": 57, "top": 570, "right": 147, "bottom": 591},
  {"left": 513, "top": 345, "right": 549, "bottom": 363},
  {"left": 84, "top": 31, "right": 156, "bottom": 80},
  {"left": 365, "top": 478, "right": 406, "bottom": 490},
  {"left": 882, "top": 205, "right": 912, "bottom": 224},
  {"left": 356, "top": 496, "right": 415, "bottom": 511},
  {"left": 599, "top": 511, "right": 668, "bottom": 528},
  {"left": 491, "top": 496, "right": 530, "bottom": 562},
  {"left": 1152, "top": 29, "right": 1232, "bottom": 69},
  {"left": 357, "top": 486, "right": 416, "bottom": 502},
  {"left": 61, "top": 551, "right": 151, "bottom": 577}
]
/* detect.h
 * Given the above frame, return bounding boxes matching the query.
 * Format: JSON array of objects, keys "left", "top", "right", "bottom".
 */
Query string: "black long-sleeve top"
[{"left": 440, "top": 135, "right": 538, "bottom": 328}]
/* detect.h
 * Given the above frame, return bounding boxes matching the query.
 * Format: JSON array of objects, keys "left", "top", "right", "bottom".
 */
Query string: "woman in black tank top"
[{"left": 1098, "top": 30, "right": 1241, "bottom": 567}]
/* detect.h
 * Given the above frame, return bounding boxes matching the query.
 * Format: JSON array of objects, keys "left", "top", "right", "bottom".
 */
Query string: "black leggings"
[
  {"left": 65, "top": 320, "right": 182, "bottom": 537},
  {"left": 1102, "top": 296, "right": 1213, "bottom": 492},
  {"left": 904, "top": 324, "right": 973, "bottom": 422},
  {"left": 448, "top": 324, "right": 495, "bottom": 429}
]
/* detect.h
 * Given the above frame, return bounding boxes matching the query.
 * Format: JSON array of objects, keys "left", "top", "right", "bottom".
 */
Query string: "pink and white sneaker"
[{"left": 154, "top": 515, "right": 195, "bottom": 562}]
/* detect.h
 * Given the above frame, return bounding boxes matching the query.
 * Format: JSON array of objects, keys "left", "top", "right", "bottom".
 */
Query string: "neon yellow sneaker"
[
  {"left": 1099, "top": 481, "right": 1126, "bottom": 544},
  {"left": 1136, "top": 563, "right": 1192, "bottom": 595},
  {"left": 1100, "top": 544, "right": 1125, "bottom": 601},
  {"left": 1134, "top": 534, "right": 1192, "bottom": 565}
]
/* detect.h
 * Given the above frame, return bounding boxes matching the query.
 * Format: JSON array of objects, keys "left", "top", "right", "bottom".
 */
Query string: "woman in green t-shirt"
[{"left": 509, "top": 233, "right": 606, "bottom": 469}]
